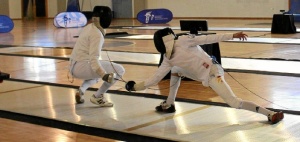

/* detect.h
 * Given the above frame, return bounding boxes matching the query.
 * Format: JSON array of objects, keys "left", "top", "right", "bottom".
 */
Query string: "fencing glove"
[
  {"left": 125, "top": 81, "right": 146, "bottom": 91},
  {"left": 102, "top": 73, "right": 116, "bottom": 83}
]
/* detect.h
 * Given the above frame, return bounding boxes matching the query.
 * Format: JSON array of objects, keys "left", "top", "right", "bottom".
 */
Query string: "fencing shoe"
[
  {"left": 102, "top": 73, "right": 116, "bottom": 83},
  {"left": 75, "top": 89, "right": 84, "bottom": 104},
  {"left": 268, "top": 111, "right": 284, "bottom": 124},
  {"left": 155, "top": 101, "right": 176, "bottom": 113},
  {"left": 90, "top": 95, "right": 113, "bottom": 107}
]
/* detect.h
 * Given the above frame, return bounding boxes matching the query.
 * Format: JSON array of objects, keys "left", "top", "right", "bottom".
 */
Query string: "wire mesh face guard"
[
  {"left": 153, "top": 27, "right": 176, "bottom": 54},
  {"left": 92, "top": 6, "right": 112, "bottom": 28}
]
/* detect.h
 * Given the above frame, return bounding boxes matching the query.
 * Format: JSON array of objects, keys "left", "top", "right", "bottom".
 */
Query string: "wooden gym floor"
[{"left": 0, "top": 18, "right": 300, "bottom": 141}]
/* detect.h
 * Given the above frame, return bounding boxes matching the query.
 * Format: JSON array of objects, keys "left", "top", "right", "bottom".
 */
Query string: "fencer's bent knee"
[
  {"left": 171, "top": 67, "right": 182, "bottom": 77},
  {"left": 209, "top": 64, "right": 224, "bottom": 77},
  {"left": 112, "top": 63, "right": 125, "bottom": 77},
  {"left": 117, "top": 65, "right": 125, "bottom": 75},
  {"left": 171, "top": 67, "right": 180, "bottom": 73}
]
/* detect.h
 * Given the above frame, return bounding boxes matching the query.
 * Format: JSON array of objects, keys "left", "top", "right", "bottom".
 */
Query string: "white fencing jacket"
[
  {"left": 144, "top": 33, "right": 233, "bottom": 87},
  {"left": 69, "top": 23, "right": 106, "bottom": 76}
]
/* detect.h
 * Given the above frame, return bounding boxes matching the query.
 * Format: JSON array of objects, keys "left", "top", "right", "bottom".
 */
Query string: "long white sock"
[
  {"left": 94, "top": 82, "right": 112, "bottom": 98},
  {"left": 166, "top": 74, "right": 181, "bottom": 105},
  {"left": 209, "top": 76, "right": 274, "bottom": 117},
  {"left": 240, "top": 101, "right": 274, "bottom": 116},
  {"left": 94, "top": 62, "right": 125, "bottom": 98},
  {"left": 79, "top": 79, "right": 98, "bottom": 93}
]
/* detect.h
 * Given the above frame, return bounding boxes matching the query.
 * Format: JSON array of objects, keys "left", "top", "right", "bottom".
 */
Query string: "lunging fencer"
[
  {"left": 69, "top": 7, "right": 125, "bottom": 107},
  {"left": 125, "top": 27, "right": 284, "bottom": 124}
]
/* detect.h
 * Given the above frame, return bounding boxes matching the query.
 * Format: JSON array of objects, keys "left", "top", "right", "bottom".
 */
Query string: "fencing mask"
[
  {"left": 153, "top": 27, "right": 177, "bottom": 59},
  {"left": 92, "top": 6, "right": 112, "bottom": 28}
]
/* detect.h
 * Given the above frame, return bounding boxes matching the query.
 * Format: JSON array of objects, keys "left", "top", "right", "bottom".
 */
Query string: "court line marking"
[{"left": 125, "top": 105, "right": 211, "bottom": 131}]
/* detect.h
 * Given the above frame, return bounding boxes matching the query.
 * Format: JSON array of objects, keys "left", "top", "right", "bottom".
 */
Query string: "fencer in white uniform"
[
  {"left": 69, "top": 9, "right": 125, "bottom": 107},
  {"left": 126, "top": 28, "right": 283, "bottom": 124}
]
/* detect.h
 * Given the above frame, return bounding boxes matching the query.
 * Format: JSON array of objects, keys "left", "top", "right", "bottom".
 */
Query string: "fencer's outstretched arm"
[
  {"left": 177, "top": 33, "right": 233, "bottom": 47},
  {"left": 125, "top": 58, "right": 172, "bottom": 92},
  {"left": 233, "top": 32, "right": 248, "bottom": 41}
]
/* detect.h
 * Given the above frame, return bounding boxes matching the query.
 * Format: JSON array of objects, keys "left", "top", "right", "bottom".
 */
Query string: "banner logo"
[
  {"left": 137, "top": 9, "right": 173, "bottom": 24},
  {"left": 54, "top": 12, "right": 87, "bottom": 28}
]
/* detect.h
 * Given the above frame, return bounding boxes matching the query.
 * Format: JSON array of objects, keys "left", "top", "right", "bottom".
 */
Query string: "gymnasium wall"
[
  {"left": 0, "top": 0, "right": 112, "bottom": 19},
  {"left": 0, "top": 0, "right": 289, "bottom": 19},
  {"left": 8, "top": 0, "right": 22, "bottom": 19},
  {"left": 79, "top": 0, "right": 112, "bottom": 12},
  {"left": 145, "top": 0, "right": 289, "bottom": 18},
  {"left": 0, "top": 0, "right": 9, "bottom": 16}
]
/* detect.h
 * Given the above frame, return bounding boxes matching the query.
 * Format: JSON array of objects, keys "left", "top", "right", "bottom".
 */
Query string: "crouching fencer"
[
  {"left": 69, "top": 7, "right": 125, "bottom": 107},
  {"left": 125, "top": 28, "right": 284, "bottom": 124}
]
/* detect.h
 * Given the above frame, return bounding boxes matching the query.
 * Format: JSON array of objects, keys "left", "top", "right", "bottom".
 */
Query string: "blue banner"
[
  {"left": 137, "top": 9, "right": 173, "bottom": 24},
  {"left": 54, "top": 12, "right": 87, "bottom": 28},
  {"left": 66, "top": 0, "right": 80, "bottom": 12},
  {"left": 0, "top": 15, "right": 14, "bottom": 33},
  {"left": 289, "top": 0, "right": 300, "bottom": 13},
  {"left": 288, "top": 0, "right": 300, "bottom": 21}
]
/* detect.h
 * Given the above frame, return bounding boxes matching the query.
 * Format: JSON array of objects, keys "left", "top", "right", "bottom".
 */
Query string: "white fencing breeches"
[
  {"left": 70, "top": 60, "right": 125, "bottom": 96},
  {"left": 169, "top": 64, "right": 243, "bottom": 108},
  {"left": 168, "top": 64, "right": 272, "bottom": 116}
]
